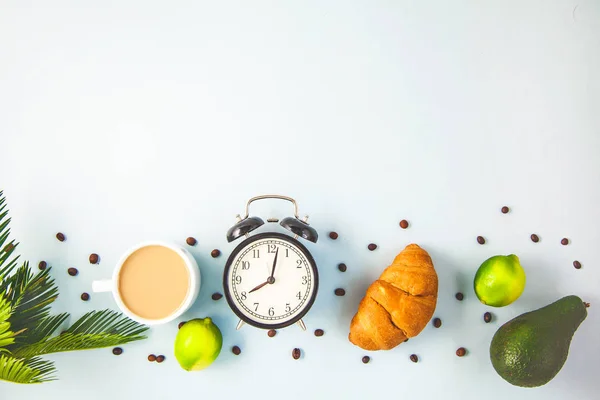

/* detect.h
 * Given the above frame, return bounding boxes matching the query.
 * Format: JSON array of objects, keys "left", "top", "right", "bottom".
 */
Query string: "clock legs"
[
  {"left": 236, "top": 319, "right": 245, "bottom": 330},
  {"left": 297, "top": 319, "right": 306, "bottom": 331}
]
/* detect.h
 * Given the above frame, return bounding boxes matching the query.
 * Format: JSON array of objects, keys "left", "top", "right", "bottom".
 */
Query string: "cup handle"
[{"left": 92, "top": 279, "right": 113, "bottom": 293}]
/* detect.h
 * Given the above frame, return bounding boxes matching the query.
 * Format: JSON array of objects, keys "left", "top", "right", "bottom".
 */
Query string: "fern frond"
[
  {"left": 0, "top": 294, "right": 15, "bottom": 351},
  {"left": 0, "top": 354, "right": 55, "bottom": 384},
  {"left": 16, "top": 313, "right": 69, "bottom": 346},
  {"left": 13, "top": 310, "right": 148, "bottom": 358},
  {"left": 0, "top": 192, "right": 20, "bottom": 278}
]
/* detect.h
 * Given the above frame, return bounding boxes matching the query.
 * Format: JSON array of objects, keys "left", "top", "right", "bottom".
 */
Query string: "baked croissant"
[{"left": 349, "top": 244, "right": 438, "bottom": 350}]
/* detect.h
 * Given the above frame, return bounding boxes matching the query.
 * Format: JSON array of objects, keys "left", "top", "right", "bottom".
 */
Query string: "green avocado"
[{"left": 490, "top": 295, "right": 587, "bottom": 388}]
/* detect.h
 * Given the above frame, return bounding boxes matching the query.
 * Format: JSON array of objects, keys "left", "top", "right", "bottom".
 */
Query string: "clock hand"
[
  {"left": 248, "top": 280, "right": 269, "bottom": 294},
  {"left": 270, "top": 248, "right": 279, "bottom": 279}
]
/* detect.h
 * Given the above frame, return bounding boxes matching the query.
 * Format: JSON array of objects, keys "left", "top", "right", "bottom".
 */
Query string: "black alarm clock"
[{"left": 223, "top": 195, "right": 319, "bottom": 331}]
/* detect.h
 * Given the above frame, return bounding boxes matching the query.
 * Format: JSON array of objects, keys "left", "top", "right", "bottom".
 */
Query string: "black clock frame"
[{"left": 222, "top": 232, "right": 319, "bottom": 330}]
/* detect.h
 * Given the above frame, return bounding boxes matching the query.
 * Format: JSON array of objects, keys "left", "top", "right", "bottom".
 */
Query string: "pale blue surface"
[{"left": 1, "top": 1, "right": 599, "bottom": 399}]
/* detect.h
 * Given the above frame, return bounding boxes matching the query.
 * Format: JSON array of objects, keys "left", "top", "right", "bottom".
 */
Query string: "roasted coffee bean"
[
  {"left": 433, "top": 318, "right": 442, "bottom": 328},
  {"left": 314, "top": 329, "right": 324, "bottom": 337},
  {"left": 477, "top": 236, "right": 486, "bottom": 245},
  {"left": 329, "top": 232, "right": 339, "bottom": 240},
  {"left": 561, "top": 238, "right": 569, "bottom": 246},
  {"left": 267, "top": 329, "right": 276, "bottom": 338},
  {"left": 80, "top": 292, "right": 90, "bottom": 301},
  {"left": 455, "top": 292, "right": 464, "bottom": 301},
  {"left": 67, "top": 267, "right": 78, "bottom": 276},
  {"left": 410, "top": 354, "right": 419, "bottom": 363},
  {"left": 399, "top": 220, "right": 409, "bottom": 229},
  {"left": 338, "top": 263, "right": 347, "bottom": 272},
  {"left": 56, "top": 232, "right": 66, "bottom": 242},
  {"left": 211, "top": 249, "right": 221, "bottom": 258},
  {"left": 38, "top": 261, "right": 47, "bottom": 270},
  {"left": 361, "top": 356, "right": 370, "bottom": 364},
  {"left": 3, "top": 243, "right": 14, "bottom": 252},
  {"left": 148, "top": 354, "right": 157, "bottom": 362},
  {"left": 89, "top": 253, "right": 99, "bottom": 264},
  {"left": 456, "top": 347, "right": 467, "bottom": 357},
  {"left": 531, "top": 234, "right": 540, "bottom": 243},
  {"left": 211, "top": 292, "right": 223, "bottom": 301},
  {"left": 501, "top": 206, "right": 510, "bottom": 214},
  {"left": 367, "top": 243, "right": 378, "bottom": 251},
  {"left": 484, "top": 312, "right": 492, "bottom": 323},
  {"left": 178, "top": 321, "right": 186, "bottom": 329},
  {"left": 232, "top": 346, "right": 241, "bottom": 355},
  {"left": 156, "top": 355, "right": 165, "bottom": 363},
  {"left": 292, "top": 348, "right": 301, "bottom": 360},
  {"left": 112, "top": 347, "right": 123, "bottom": 356},
  {"left": 334, "top": 288, "right": 346, "bottom": 296},
  {"left": 573, "top": 260, "right": 582, "bottom": 269},
  {"left": 186, "top": 237, "right": 197, "bottom": 246}
]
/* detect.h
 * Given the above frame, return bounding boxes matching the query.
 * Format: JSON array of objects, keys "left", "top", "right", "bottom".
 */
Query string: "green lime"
[
  {"left": 474, "top": 254, "right": 526, "bottom": 307},
  {"left": 174, "top": 317, "right": 223, "bottom": 371}
]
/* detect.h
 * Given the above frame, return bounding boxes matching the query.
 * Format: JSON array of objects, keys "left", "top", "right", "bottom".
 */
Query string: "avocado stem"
[{"left": 584, "top": 302, "right": 590, "bottom": 308}]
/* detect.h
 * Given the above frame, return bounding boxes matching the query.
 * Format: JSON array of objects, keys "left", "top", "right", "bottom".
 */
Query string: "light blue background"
[{"left": 1, "top": 1, "right": 598, "bottom": 399}]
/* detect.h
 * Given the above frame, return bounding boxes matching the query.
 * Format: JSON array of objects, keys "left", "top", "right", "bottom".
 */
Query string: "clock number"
[
  {"left": 268, "top": 307, "right": 275, "bottom": 316},
  {"left": 296, "top": 291, "right": 302, "bottom": 300},
  {"left": 302, "top": 276, "right": 308, "bottom": 285},
  {"left": 241, "top": 261, "right": 250, "bottom": 270},
  {"left": 235, "top": 275, "right": 242, "bottom": 284},
  {"left": 253, "top": 302, "right": 259, "bottom": 311},
  {"left": 267, "top": 244, "right": 277, "bottom": 254},
  {"left": 285, "top": 303, "right": 291, "bottom": 312},
  {"left": 241, "top": 291, "right": 247, "bottom": 300},
  {"left": 253, "top": 249, "right": 260, "bottom": 258},
  {"left": 296, "top": 259, "right": 302, "bottom": 268},
  {"left": 285, "top": 248, "right": 289, "bottom": 257}
]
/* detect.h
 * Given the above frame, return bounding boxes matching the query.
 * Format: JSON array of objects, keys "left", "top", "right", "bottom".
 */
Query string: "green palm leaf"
[
  {"left": 13, "top": 309, "right": 148, "bottom": 358},
  {"left": 0, "top": 354, "right": 55, "bottom": 384},
  {"left": 0, "top": 192, "right": 20, "bottom": 279},
  {"left": 0, "top": 294, "right": 16, "bottom": 351}
]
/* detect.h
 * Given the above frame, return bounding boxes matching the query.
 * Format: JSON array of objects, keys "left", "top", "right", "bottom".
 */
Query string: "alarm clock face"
[{"left": 223, "top": 232, "right": 318, "bottom": 329}]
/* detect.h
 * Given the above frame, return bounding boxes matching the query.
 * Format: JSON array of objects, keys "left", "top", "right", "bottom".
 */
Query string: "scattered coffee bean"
[
  {"left": 484, "top": 312, "right": 492, "bottom": 323},
  {"left": 561, "top": 238, "right": 569, "bottom": 246},
  {"left": 80, "top": 292, "right": 90, "bottom": 301},
  {"left": 56, "top": 232, "right": 66, "bottom": 242},
  {"left": 329, "top": 232, "right": 338, "bottom": 240},
  {"left": 89, "top": 253, "right": 99, "bottom": 264},
  {"left": 456, "top": 347, "right": 467, "bottom": 357},
  {"left": 156, "top": 355, "right": 165, "bottom": 363},
  {"left": 267, "top": 329, "right": 276, "bottom": 338},
  {"left": 367, "top": 243, "right": 378, "bottom": 251},
  {"left": 67, "top": 267, "right": 78, "bottom": 276},
  {"left": 148, "top": 354, "right": 156, "bottom": 362},
  {"left": 455, "top": 292, "right": 464, "bottom": 301},
  {"left": 178, "top": 321, "right": 186, "bottom": 329},
  {"left": 501, "top": 206, "right": 510, "bottom": 214},
  {"left": 211, "top": 292, "right": 223, "bottom": 301},
  {"left": 361, "top": 356, "right": 370, "bottom": 364},
  {"left": 186, "top": 237, "right": 197, "bottom": 246},
  {"left": 232, "top": 346, "right": 241, "bottom": 355},
  {"left": 112, "top": 347, "right": 123, "bottom": 356},
  {"left": 38, "top": 261, "right": 47, "bottom": 270},
  {"left": 584, "top": 302, "right": 590, "bottom": 308},
  {"left": 3, "top": 243, "right": 14, "bottom": 252},
  {"left": 399, "top": 219, "right": 409, "bottom": 229},
  {"left": 410, "top": 354, "right": 419, "bottom": 363},
  {"left": 530, "top": 234, "right": 540, "bottom": 243},
  {"left": 211, "top": 249, "right": 221, "bottom": 258},
  {"left": 292, "top": 348, "right": 301, "bottom": 360},
  {"left": 573, "top": 260, "right": 582, "bottom": 269},
  {"left": 338, "top": 263, "right": 347, "bottom": 272},
  {"left": 433, "top": 318, "right": 442, "bottom": 328},
  {"left": 476, "top": 236, "right": 485, "bottom": 245},
  {"left": 314, "top": 329, "right": 324, "bottom": 337},
  {"left": 334, "top": 288, "right": 346, "bottom": 296}
]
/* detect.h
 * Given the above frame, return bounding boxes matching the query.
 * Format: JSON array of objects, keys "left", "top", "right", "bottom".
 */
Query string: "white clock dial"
[{"left": 224, "top": 234, "right": 318, "bottom": 328}]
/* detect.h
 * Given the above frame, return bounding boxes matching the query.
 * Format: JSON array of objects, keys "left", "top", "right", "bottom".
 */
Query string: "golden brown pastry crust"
[{"left": 348, "top": 244, "right": 438, "bottom": 350}]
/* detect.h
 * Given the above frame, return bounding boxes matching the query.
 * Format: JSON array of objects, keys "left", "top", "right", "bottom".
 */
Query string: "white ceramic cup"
[{"left": 92, "top": 241, "right": 201, "bottom": 326}]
